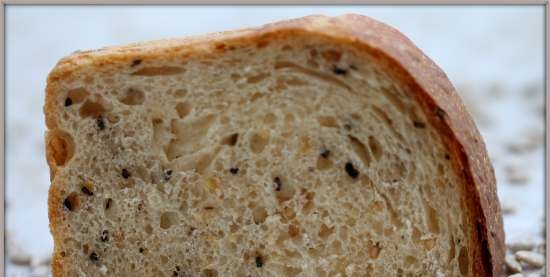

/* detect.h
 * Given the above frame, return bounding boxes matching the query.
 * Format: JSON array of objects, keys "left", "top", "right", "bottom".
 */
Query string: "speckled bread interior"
[{"left": 45, "top": 14, "right": 504, "bottom": 277}]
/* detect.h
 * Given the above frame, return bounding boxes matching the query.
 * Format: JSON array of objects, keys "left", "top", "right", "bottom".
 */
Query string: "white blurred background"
[{"left": 6, "top": 6, "right": 545, "bottom": 277}]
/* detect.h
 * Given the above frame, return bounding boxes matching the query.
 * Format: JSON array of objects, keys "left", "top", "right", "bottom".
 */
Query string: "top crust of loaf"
[{"left": 44, "top": 14, "right": 504, "bottom": 277}]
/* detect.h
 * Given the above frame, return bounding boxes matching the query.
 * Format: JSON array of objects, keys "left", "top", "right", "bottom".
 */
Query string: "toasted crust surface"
[{"left": 45, "top": 14, "right": 504, "bottom": 277}]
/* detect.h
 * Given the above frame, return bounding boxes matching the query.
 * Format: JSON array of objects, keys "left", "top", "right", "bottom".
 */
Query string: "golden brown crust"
[{"left": 45, "top": 14, "right": 504, "bottom": 277}]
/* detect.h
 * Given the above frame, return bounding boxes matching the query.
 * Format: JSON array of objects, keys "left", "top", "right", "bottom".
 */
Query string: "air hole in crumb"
[
  {"left": 349, "top": 135, "right": 371, "bottom": 166},
  {"left": 368, "top": 241, "right": 382, "bottom": 259},
  {"left": 174, "top": 89, "right": 187, "bottom": 98},
  {"left": 426, "top": 206, "right": 440, "bottom": 234},
  {"left": 263, "top": 113, "right": 277, "bottom": 124},
  {"left": 422, "top": 238, "right": 436, "bottom": 250},
  {"left": 202, "top": 269, "right": 218, "bottom": 277},
  {"left": 175, "top": 102, "right": 191, "bottom": 118},
  {"left": 448, "top": 235, "right": 456, "bottom": 262},
  {"left": 222, "top": 133, "right": 239, "bottom": 146},
  {"left": 63, "top": 192, "right": 79, "bottom": 211},
  {"left": 276, "top": 184, "right": 295, "bottom": 203},
  {"left": 246, "top": 73, "right": 270, "bottom": 84},
  {"left": 458, "top": 246, "right": 469, "bottom": 275},
  {"left": 368, "top": 136, "right": 383, "bottom": 160},
  {"left": 144, "top": 224, "right": 153, "bottom": 235},
  {"left": 318, "top": 224, "right": 334, "bottom": 238},
  {"left": 280, "top": 206, "right": 296, "bottom": 222},
  {"left": 405, "top": 255, "right": 417, "bottom": 265},
  {"left": 79, "top": 100, "right": 106, "bottom": 118},
  {"left": 66, "top": 88, "right": 89, "bottom": 104},
  {"left": 47, "top": 129, "right": 75, "bottom": 166},
  {"left": 160, "top": 212, "right": 178, "bottom": 229},
  {"left": 249, "top": 131, "right": 270, "bottom": 154},
  {"left": 317, "top": 116, "right": 339, "bottom": 128},
  {"left": 120, "top": 88, "right": 145, "bottom": 105},
  {"left": 253, "top": 206, "right": 268, "bottom": 224}
]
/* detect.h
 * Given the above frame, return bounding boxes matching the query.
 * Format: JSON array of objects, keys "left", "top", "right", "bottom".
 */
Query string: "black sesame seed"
[
  {"left": 413, "top": 121, "right": 426, "bottom": 129},
  {"left": 63, "top": 197, "right": 73, "bottom": 211},
  {"left": 255, "top": 256, "right": 263, "bottom": 268},
  {"left": 229, "top": 167, "right": 239, "bottom": 175},
  {"left": 139, "top": 247, "right": 144, "bottom": 253},
  {"left": 274, "top": 177, "right": 282, "bottom": 191},
  {"left": 96, "top": 116, "right": 105, "bottom": 130},
  {"left": 320, "top": 149, "right": 331, "bottom": 158},
  {"left": 121, "top": 169, "right": 131, "bottom": 179},
  {"left": 89, "top": 252, "right": 99, "bottom": 262},
  {"left": 81, "top": 186, "right": 93, "bottom": 196},
  {"left": 131, "top": 59, "right": 142, "bottom": 67},
  {"left": 444, "top": 153, "right": 450, "bottom": 160},
  {"left": 332, "top": 66, "right": 348, "bottom": 75},
  {"left": 100, "top": 230, "right": 109, "bottom": 242},
  {"left": 345, "top": 162, "right": 359, "bottom": 179},
  {"left": 64, "top": 97, "right": 73, "bottom": 107},
  {"left": 162, "top": 170, "right": 173, "bottom": 181}
]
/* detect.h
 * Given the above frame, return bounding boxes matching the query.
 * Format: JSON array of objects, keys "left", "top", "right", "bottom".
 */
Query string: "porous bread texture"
[{"left": 47, "top": 26, "right": 480, "bottom": 277}]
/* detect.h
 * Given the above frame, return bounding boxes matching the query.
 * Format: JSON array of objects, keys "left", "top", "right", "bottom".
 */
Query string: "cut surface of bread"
[{"left": 45, "top": 14, "right": 504, "bottom": 277}]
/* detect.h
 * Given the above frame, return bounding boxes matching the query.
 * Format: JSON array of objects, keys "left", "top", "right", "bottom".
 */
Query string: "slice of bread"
[{"left": 44, "top": 14, "right": 504, "bottom": 277}]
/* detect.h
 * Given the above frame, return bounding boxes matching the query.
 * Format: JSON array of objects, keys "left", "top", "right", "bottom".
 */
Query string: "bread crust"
[{"left": 45, "top": 14, "right": 504, "bottom": 277}]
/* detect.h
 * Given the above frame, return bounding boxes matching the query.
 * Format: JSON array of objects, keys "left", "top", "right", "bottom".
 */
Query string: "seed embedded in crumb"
[
  {"left": 413, "top": 121, "right": 426, "bottom": 128},
  {"left": 81, "top": 183, "right": 94, "bottom": 196},
  {"left": 64, "top": 97, "right": 73, "bottom": 107},
  {"left": 320, "top": 149, "right": 331, "bottom": 158},
  {"left": 105, "top": 198, "right": 112, "bottom": 210},
  {"left": 139, "top": 247, "right": 144, "bottom": 253},
  {"left": 255, "top": 256, "right": 263, "bottom": 268},
  {"left": 89, "top": 252, "right": 99, "bottom": 262},
  {"left": 81, "top": 187, "right": 93, "bottom": 196},
  {"left": 162, "top": 170, "right": 173, "bottom": 181},
  {"left": 100, "top": 230, "right": 109, "bottom": 242},
  {"left": 96, "top": 116, "right": 105, "bottom": 130},
  {"left": 444, "top": 153, "right": 450, "bottom": 160},
  {"left": 345, "top": 162, "right": 359, "bottom": 179},
  {"left": 274, "top": 177, "right": 282, "bottom": 191},
  {"left": 229, "top": 167, "right": 239, "bottom": 175},
  {"left": 121, "top": 169, "right": 131, "bottom": 179},
  {"left": 332, "top": 65, "right": 348, "bottom": 75}
]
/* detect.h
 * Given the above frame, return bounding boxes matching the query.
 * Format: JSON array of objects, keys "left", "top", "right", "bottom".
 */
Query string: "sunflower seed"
[
  {"left": 516, "top": 251, "right": 545, "bottom": 268},
  {"left": 505, "top": 254, "right": 522, "bottom": 273}
]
